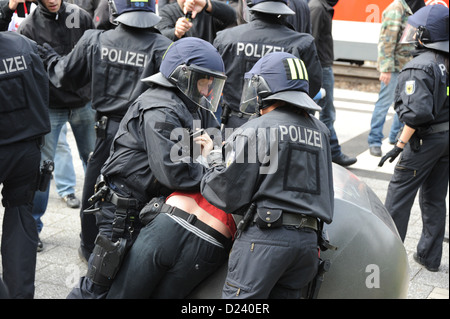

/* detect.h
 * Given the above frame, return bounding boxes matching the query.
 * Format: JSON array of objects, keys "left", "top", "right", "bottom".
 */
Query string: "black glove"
[
  {"left": 37, "top": 43, "right": 59, "bottom": 67},
  {"left": 378, "top": 146, "right": 403, "bottom": 167}
]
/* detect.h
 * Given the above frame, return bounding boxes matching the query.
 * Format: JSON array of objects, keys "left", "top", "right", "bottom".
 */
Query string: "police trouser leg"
[
  {"left": 385, "top": 148, "right": 425, "bottom": 241},
  {"left": 222, "top": 224, "right": 318, "bottom": 299},
  {"left": 67, "top": 201, "right": 117, "bottom": 299},
  {"left": 2, "top": 204, "right": 38, "bottom": 299},
  {"left": 1, "top": 140, "right": 40, "bottom": 299},
  {"left": 416, "top": 151, "right": 449, "bottom": 269},
  {"left": 79, "top": 119, "right": 120, "bottom": 259}
]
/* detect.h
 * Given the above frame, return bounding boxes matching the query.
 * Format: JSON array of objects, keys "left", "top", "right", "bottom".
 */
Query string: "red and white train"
[{"left": 332, "top": 0, "right": 449, "bottom": 63}]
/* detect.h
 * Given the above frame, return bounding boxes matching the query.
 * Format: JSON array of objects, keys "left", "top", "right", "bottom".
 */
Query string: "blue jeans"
[
  {"left": 318, "top": 67, "right": 342, "bottom": 159},
  {"left": 54, "top": 124, "right": 77, "bottom": 198},
  {"left": 32, "top": 103, "right": 95, "bottom": 233},
  {"left": 368, "top": 72, "right": 402, "bottom": 147}
]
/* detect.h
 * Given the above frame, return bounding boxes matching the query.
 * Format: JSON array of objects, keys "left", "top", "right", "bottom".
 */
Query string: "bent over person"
[
  {"left": 200, "top": 52, "right": 334, "bottom": 298},
  {"left": 0, "top": 31, "right": 50, "bottom": 298}
]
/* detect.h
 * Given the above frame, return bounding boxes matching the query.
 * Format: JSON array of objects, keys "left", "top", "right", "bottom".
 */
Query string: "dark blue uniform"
[
  {"left": 385, "top": 49, "right": 449, "bottom": 270},
  {"left": 201, "top": 51, "right": 333, "bottom": 298},
  {"left": 46, "top": 20, "right": 172, "bottom": 261},
  {"left": 213, "top": 11, "right": 322, "bottom": 129},
  {"left": 0, "top": 32, "right": 50, "bottom": 298}
]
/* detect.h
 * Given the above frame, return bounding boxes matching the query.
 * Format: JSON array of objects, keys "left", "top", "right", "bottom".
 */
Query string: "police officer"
[
  {"left": 213, "top": 0, "right": 322, "bottom": 130},
  {"left": 0, "top": 31, "right": 50, "bottom": 298},
  {"left": 41, "top": 0, "right": 173, "bottom": 262},
  {"left": 379, "top": 4, "right": 448, "bottom": 272},
  {"left": 67, "top": 37, "right": 227, "bottom": 298},
  {"left": 18, "top": 0, "right": 96, "bottom": 247},
  {"left": 200, "top": 52, "right": 334, "bottom": 298}
]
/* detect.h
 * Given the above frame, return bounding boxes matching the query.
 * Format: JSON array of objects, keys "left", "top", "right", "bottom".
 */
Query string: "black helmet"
[
  {"left": 108, "top": 0, "right": 161, "bottom": 28},
  {"left": 400, "top": 4, "right": 449, "bottom": 53},
  {"left": 143, "top": 38, "right": 227, "bottom": 113},
  {"left": 247, "top": 0, "right": 295, "bottom": 16},
  {"left": 240, "top": 52, "right": 321, "bottom": 115}
]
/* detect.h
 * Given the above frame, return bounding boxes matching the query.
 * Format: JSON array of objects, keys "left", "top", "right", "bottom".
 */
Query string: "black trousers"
[
  {"left": 0, "top": 139, "right": 41, "bottom": 298},
  {"left": 385, "top": 131, "right": 449, "bottom": 269},
  {"left": 79, "top": 118, "right": 121, "bottom": 259}
]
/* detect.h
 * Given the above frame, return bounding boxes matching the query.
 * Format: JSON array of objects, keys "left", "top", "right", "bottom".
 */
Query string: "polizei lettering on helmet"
[
  {"left": 236, "top": 42, "right": 285, "bottom": 58},
  {"left": 101, "top": 46, "right": 148, "bottom": 67},
  {"left": 0, "top": 55, "right": 27, "bottom": 75}
]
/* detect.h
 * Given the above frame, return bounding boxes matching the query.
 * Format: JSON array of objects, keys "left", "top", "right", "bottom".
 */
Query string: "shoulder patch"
[{"left": 405, "top": 80, "right": 415, "bottom": 95}]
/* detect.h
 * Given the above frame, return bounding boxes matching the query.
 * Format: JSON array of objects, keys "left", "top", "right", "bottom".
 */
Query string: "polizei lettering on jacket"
[
  {"left": 0, "top": 55, "right": 27, "bottom": 75},
  {"left": 236, "top": 42, "right": 285, "bottom": 58},
  {"left": 279, "top": 125, "right": 323, "bottom": 149},
  {"left": 101, "top": 46, "right": 148, "bottom": 67}
]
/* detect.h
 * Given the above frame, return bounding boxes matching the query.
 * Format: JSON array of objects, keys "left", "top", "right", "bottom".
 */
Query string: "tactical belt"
[
  {"left": 104, "top": 189, "right": 141, "bottom": 241},
  {"left": 282, "top": 212, "right": 318, "bottom": 231},
  {"left": 104, "top": 190, "right": 141, "bottom": 211},
  {"left": 159, "top": 203, "right": 231, "bottom": 250},
  {"left": 429, "top": 121, "right": 449, "bottom": 133}
]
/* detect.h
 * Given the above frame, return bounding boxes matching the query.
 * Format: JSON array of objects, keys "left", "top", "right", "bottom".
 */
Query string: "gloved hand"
[
  {"left": 37, "top": 43, "right": 59, "bottom": 67},
  {"left": 378, "top": 146, "right": 403, "bottom": 167}
]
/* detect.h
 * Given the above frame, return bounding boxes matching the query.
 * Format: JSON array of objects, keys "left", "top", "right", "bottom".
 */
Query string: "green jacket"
[{"left": 377, "top": 0, "right": 414, "bottom": 73}]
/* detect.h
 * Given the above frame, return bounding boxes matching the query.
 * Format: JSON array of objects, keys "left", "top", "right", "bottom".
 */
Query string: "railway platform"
[{"left": 0, "top": 88, "right": 448, "bottom": 301}]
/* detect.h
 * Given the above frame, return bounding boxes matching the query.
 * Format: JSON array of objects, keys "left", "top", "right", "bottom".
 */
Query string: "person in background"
[
  {"left": 368, "top": 0, "right": 425, "bottom": 157},
  {"left": 309, "top": 0, "right": 357, "bottom": 167},
  {"left": 156, "top": 0, "right": 236, "bottom": 44},
  {"left": 54, "top": 124, "right": 80, "bottom": 209},
  {"left": 286, "top": 0, "right": 311, "bottom": 33},
  {"left": 214, "top": 0, "right": 322, "bottom": 130}
]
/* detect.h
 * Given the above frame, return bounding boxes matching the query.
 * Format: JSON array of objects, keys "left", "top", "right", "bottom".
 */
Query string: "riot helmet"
[
  {"left": 246, "top": 0, "right": 295, "bottom": 16},
  {"left": 142, "top": 38, "right": 227, "bottom": 113},
  {"left": 108, "top": 0, "right": 161, "bottom": 28},
  {"left": 400, "top": 4, "right": 449, "bottom": 53},
  {"left": 240, "top": 52, "right": 321, "bottom": 115}
]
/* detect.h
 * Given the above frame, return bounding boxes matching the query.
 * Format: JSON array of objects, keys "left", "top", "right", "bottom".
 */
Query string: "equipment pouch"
[
  {"left": 94, "top": 116, "right": 108, "bottom": 139},
  {"left": 87, "top": 234, "right": 127, "bottom": 286},
  {"left": 409, "top": 133, "right": 422, "bottom": 152},
  {"left": 37, "top": 160, "right": 54, "bottom": 192},
  {"left": 139, "top": 197, "right": 165, "bottom": 226},
  {"left": 254, "top": 208, "right": 282, "bottom": 229}
]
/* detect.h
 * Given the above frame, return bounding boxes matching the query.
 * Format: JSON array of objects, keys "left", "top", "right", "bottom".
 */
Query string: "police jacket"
[
  {"left": 46, "top": 24, "right": 173, "bottom": 118},
  {"left": 0, "top": 32, "right": 50, "bottom": 146},
  {"left": 201, "top": 106, "right": 334, "bottom": 224},
  {"left": 156, "top": 0, "right": 236, "bottom": 44},
  {"left": 395, "top": 50, "right": 449, "bottom": 131},
  {"left": 18, "top": 0, "right": 93, "bottom": 109},
  {"left": 213, "top": 15, "right": 322, "bottom": 113},
  {"left": 101, "top": 85, "right": 220, "bottom": 204}
]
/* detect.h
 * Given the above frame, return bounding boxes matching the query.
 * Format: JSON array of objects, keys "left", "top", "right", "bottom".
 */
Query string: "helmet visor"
[
  {"left": 169, "top": 64, "right": 226, "bottom": 112},
  {"left": 400, "top": 23, "right": 418, "bottom": 44},
  {"left": 239, "top": 75, "right": 271, "bottom": 115}
]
